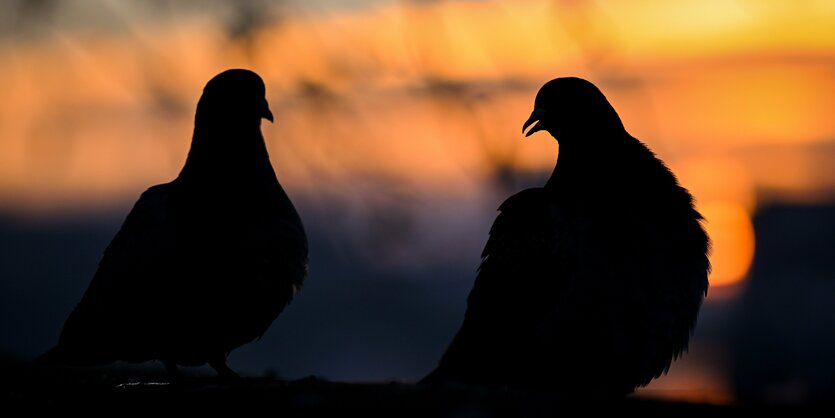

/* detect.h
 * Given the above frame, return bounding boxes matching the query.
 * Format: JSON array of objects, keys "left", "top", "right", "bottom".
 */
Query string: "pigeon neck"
[
  {"left": 178, "top": 125, "right": 276, "bottom": 185},
  {"left": 544, "top": 132, "right": 626, "bottom": 190}
]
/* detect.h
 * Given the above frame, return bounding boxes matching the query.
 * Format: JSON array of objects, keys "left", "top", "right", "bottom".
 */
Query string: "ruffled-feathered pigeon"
[{"left": 424, "top": 77, "right": 710, "bottom": 398}]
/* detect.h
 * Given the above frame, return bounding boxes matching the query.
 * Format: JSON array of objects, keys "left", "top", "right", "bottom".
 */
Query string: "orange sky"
[
  {"left": 2, "top": 0, "right": 833, "bottom": 284},
  {"left": 2, "top": 1, "right": 832, "bottom": 288}
]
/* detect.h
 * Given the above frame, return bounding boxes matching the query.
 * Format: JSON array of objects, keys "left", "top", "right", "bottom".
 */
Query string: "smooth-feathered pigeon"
[
  {"left": 39, "top": 69, "right": 308, "bottom": 379},
  {"left": 423, "top": 77, "right": 710, "bottom": 398}
]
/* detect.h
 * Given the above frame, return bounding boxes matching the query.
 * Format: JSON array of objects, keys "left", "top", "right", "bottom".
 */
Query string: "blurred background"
[{"left": 1, "top": 0, "right": 834, "bottom": 405}]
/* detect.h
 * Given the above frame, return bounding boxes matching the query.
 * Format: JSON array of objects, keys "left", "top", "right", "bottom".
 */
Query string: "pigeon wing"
[{"left": 57, "top": 184, "right": 176, "bottom": 364}]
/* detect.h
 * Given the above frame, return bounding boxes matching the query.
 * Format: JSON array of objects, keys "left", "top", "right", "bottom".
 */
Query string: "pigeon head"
[
  {"left": 522, "top": 77, "right": 624, "bottom": 142},
  {"left": 195, "top": 69, "right": 274, "bottom": 128}
]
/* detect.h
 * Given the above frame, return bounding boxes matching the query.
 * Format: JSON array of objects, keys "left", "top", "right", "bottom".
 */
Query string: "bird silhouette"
[
  {"left": 423, "top": 77, "right": 710, "bottom": 398},
  {"left": 38, "top": 69, "right": 308, "bottom": 379}
]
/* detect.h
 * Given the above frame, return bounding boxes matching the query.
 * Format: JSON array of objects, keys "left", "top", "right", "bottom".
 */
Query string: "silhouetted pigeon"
[
  {"left": 423, "top": 77, "right": 710, "bottom": 398},
  {"left": 39, "top": 69, "right": 308, "bottom": 379}
]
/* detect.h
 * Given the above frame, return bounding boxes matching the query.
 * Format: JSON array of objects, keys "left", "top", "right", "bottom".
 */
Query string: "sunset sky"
[{"left": 1, "top": 0, "right": 834, "bottom": 403}]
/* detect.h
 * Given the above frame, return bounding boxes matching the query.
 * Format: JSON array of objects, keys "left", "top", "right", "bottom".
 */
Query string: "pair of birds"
[{"left": 40, "top": 69, "right": 709, "bottom": 397}]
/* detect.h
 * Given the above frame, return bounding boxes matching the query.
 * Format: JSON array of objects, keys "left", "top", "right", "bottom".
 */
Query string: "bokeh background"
[{"left": 1, "top": 0, "right": 834, "bottom": 405}]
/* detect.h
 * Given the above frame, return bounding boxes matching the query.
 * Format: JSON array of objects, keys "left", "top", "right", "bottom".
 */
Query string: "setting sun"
[{"left": 701, "top": 202, "right": 756, "bottom": 287}]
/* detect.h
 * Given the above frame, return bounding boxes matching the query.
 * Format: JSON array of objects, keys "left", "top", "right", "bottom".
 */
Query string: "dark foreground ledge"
[{"left": 1, "top": 364, "right": 830, "bottom": 417}]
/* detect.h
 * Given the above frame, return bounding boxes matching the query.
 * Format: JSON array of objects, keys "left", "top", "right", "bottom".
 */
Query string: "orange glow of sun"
[{"left": 701, "top": 202, "right": 756, "bottom": 288}]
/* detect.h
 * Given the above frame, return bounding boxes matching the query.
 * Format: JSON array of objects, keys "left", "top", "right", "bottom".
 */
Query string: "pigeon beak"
[
  {"left": 523, "top": 108, "right": 547, "bottom": 137},
  {"left": 261, "top": 99, "right": 274, "bottom": 123}
]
